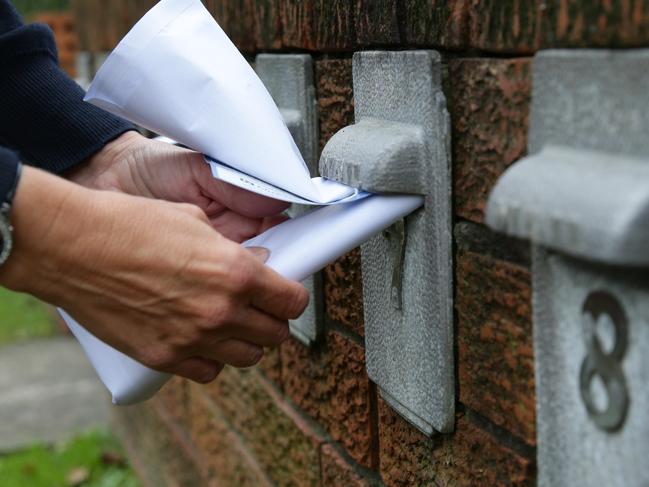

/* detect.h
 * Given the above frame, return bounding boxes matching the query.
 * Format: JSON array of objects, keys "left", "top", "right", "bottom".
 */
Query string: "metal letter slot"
[
  {"left": 319, "top": 51, "right": 454, "bottom": 434},
  {"left": 256, "top": 54, "right": 323, "bottom": 346},
  {"left": 486, "top": 49, "right": 649, "bottom": 487}
]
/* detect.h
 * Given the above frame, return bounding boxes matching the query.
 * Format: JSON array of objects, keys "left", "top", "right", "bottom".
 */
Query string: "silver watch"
[
  {"left": 0, "top": 203, "right": 12, "bottom": 266},
  {"left": 0, "top": 162, "right": 22, "bottom": 267}
]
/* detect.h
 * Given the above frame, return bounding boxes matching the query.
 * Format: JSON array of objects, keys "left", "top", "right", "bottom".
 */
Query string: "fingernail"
[{"left": 247, "top": 246, "right": 270, "bottom": 263}]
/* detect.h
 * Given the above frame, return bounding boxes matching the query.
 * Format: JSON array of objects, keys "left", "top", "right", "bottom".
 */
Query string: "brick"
[
  {"left": 281, "top": 332, "right": 375, "bottom": 468},
  {"left": 315, "top": 58, "right": 354, "bottom": 154},
  {"left": 204, "top": 366, "right": 323, "bottom": 486},
  {"left": 449, "top": 58, "right": 531, "bottom": 223},
  {"left": 355, "top": 0, "right": 400, "bottom": 46},
  {"left": 377, "top": 397, "right": 435, "bottom": 486},
  {"left": 155, "top": 376, "right": 189, "bottom": 427},
  {"left": 189, "top": 385, "right": 274, "bottom": 487},
  {"left": 71, "top": 0, "right": 155, "bottom": 52},
  {"left": 206, "top": 0, "right": 258, "bottom": 52},
  {"left": 456, "top": 249, "right": 535, "bottom": 444},
  {"left": 112, "top": 403, "right": 203, "bottom": 487},
  {"left": 32, "top": 12, "right": 79, "bottom": 77},
  {"left": 466, "top": 1, "right": 541, "bottom": 53},
  {"left": 256, "top": 345, "right": 283, "bottom": 387},
  {"left": 399, "top": 0, "right": 468, "bottom": 47},
  {"left": 321, "top": 443, "right": 373, "bottom": 487},
  {"left": 378, "top": 399, "right": 534, "bottom": 487},
  {"left": 323, "top": 248, "right": 365, "bottom": 336},
  {"left": 252, "top": 0, "right": 283, "bottom": 50},
  {"left": 539, "top": 0, "right": 649, "bottom": 48},
  {"left": 280, "top": 0, "right": 355, "bottom": 51},
  {"left": 431, "top": 414, "right": 535, "bottom": 486},
  {"left": 314, "top": 59, "right": 365, "bottom": 336},
  {"left": 464, "top": 1, "right": 649, "bottom": 52}
]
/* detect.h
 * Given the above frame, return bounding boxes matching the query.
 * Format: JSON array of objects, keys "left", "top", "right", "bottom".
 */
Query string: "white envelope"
[{"left": 84, "top": 0, "right": 356, "bottom": 205}]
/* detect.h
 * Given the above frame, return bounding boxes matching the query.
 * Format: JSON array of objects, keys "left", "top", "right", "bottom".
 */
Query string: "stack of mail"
[{"left": 61, "top": 0, "right": 423, "bottom": 404}]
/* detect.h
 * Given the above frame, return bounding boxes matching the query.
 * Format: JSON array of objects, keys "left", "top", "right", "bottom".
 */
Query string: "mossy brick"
[
  {"left": 378, "top": 398, "right": 534, "bottom": 487},
  {"left": 112, "top": 403, "right": 203, "bottom": 487},
  {"left": 204, "top": 366, "right": 323, "bottom": 487},
  {"left": 456, "top": 249, "right": 536, "bottom": 445},
  {"left": 188, "top": 384, "right": 274, "bottom": 487},
  {"left": 449, "top": 58, "right": 531, "bottom": 223},
  {"left": 281, "top": 332, "right": 376, "bottom": 468},
  {"left": 321, "top": 443, "right": 374, "bottom": 487}
]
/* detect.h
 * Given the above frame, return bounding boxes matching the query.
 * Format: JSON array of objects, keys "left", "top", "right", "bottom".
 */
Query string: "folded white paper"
[
  {"left": 85, "top": 0, "right": 356, "bottom": 206},
  {"left": 62, "top": 0, "right": 425, "bottom": 405},
  {"left": 60, "top": 194, "right": 423, "bottom": 404}
]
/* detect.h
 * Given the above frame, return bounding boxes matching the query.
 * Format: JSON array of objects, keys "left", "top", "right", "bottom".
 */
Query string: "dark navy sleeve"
[
  {"left": 0, "top": 146, "right": 20, "bottom": 205},
  {"left": 0, "top": 0, "right": 134, "bottom": 174}
]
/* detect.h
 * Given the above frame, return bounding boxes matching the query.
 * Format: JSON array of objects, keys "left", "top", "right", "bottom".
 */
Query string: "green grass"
[
  {"left": 12, "top": 0, "right": 70, "bottom": 16},
  {"left": 0, "top": 429, "right": 140, "bottom": 487},
  {"left": 0, "top": 288, "right": 56, "bottom": 346}
]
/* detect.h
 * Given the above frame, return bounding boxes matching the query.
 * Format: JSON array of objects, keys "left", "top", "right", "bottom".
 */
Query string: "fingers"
[
  {"left": 195, "top": 168, "right": 289, "bottom": 218},
  {"left": 201, "top": 339, "right": 264, "bottom": 368},
  {"left": 209, "top": 210, "right": 268, "bottom": 242},
  {"left": 167, "top": 357, "right": 224, "bottom": 383},
  {"left": 220, "top": 307, "right": 290, "bottom": 347},
  {"left": 247, "top": 265, "right": 310, "bottom": 320}
]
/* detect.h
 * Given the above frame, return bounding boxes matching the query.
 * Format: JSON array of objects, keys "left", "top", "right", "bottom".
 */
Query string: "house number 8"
[{"left": 579, "top": 290, "right": 629, "bottom": 432}]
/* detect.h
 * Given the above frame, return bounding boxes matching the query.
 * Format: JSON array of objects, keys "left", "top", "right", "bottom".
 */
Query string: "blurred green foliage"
[
  {"left": 0, "top": 287, "right": 55, "bottom": 345},
  {"left": 0, "top": 429, "right": 140, "bottom": 487},
  {"left": 12, "top": 0, "right": 70, "bottom": 16}
]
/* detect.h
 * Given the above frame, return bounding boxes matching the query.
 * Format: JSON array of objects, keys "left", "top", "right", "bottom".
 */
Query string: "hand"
[
  {"left": 0, "top": 167, "right": 309, "bottom": 382},
  {"left": 67, "top": 131, "right": 289, "bottom": 243}
]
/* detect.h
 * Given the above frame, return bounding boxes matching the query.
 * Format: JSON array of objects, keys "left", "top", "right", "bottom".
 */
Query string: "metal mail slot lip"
[
  {"left": 486, "top": 145, "right": 649, "bottom": 266},
  {"left": 320, "top": 119, "right": 428, "bottom": 195}
]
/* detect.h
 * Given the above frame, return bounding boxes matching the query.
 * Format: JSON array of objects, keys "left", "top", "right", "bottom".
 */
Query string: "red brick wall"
[{"left": 71, "top": 2, "right": 648, "bottom": 485}]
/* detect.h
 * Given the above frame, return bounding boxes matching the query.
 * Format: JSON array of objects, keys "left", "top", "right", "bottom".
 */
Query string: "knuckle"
[
  {"left": 179, "top": 203, "right": 206, "bottom": 220},
  {"left": 205, "top": 300, "right": 238, "bottom": 328}
]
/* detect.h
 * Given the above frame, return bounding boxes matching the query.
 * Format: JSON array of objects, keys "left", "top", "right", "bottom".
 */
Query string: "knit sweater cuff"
[{"left": 0, "top": 23, "right": 135, "bottom": 174}]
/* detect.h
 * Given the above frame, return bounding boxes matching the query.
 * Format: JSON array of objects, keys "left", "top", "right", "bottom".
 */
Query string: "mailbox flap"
[{"left": 486, "top": 145, "right": 649, "bottom": 267}]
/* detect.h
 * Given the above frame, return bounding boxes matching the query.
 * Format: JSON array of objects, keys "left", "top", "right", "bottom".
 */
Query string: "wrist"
[
  {"left": 65, "top": 130, "right": 144, "bottom": 193},
  {"left": 0, "top": 166, "right": 90, "bottom": 302}
]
